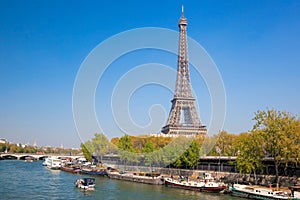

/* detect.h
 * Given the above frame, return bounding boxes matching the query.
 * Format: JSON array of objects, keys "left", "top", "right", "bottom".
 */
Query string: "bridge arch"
[
  {"left": 2, "top": 154, "right": 18, "bottom": 160},
  {"left": 19, "top": 155, "right": 35, "bottom": 160}
]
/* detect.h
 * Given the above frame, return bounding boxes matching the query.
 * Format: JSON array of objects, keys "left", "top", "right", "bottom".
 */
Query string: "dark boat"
[
  {"left": 80, "top": 167, "right": 107, "bottom": 176},
  {"left": 164, "top": 173, "right": 226, "bottom": 192},
  {"left": 107, "top": 171, "right": 164, "bottom": 185}
]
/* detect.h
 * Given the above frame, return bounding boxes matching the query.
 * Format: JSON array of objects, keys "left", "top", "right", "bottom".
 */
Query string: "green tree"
[
  {"left": 118, "top": 135, "right": 133, "bottom": 152},
  {"left": 174, "top": 140, "right": 200, "bottom": 169},
  {"left": 142, "top": 141, "right": 155, "bottom": 166},
  {"left": 81, "top": 143, "right": 92, "bottom": 162},
  {"left": 184, "top": 140, "right": 201, "bottom": 169},
  {"left": 214, "top": 131, "right": 238, "bottom": 156},
  {"left": 252, "top": 109, "right": 300, "bottom": 184},
  {"left": 118, "top": 135, "right": 141, "bottom": 165},
  {"left": 150, "top": 148, "right": 163, "bottom": 167},
  {"left": 0, "top": 143, "right": 6, "bottom": 152},
  {"left": 142, "top": 141, "right": 154, "bottom": 153},
  {"left": 163, "top": 143, "right": 180, "bottom": 167},
  {"left": 8, "top": 145, "right": 17, "bottom": 153},
  {"left": 92, "top": 133, "right": 110, "bottom": 163},
  {"left": 234, "top": 131, "right": 264, "bottom": 183},
  {"left": 24, "top": 146, "right": 36, "bottom": 153}
]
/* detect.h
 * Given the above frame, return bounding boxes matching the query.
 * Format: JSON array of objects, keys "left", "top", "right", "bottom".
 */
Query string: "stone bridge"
[{"left": 0, "top": 153, "right": 82, "bottom": 160}]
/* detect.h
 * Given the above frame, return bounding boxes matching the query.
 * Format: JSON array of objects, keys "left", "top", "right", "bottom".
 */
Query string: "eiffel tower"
[{"left": 161, "top": 6, "right": 207, "bottom": 136}]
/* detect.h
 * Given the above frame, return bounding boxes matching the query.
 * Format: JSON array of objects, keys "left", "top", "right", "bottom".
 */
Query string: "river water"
[{"left": 0, "top": 160, "right": 243, "bottom": 200}]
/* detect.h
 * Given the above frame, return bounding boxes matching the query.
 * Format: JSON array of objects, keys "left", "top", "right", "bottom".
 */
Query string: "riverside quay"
[{"left": 101, "top": 154, "right": 300, "bottom": 176}]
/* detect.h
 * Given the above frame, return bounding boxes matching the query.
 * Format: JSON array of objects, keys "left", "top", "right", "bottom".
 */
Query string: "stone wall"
[{"left": 223, "top": 173, "right": 300, "bottom": 187}]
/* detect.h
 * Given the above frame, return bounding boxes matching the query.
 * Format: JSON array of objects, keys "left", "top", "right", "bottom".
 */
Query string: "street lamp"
[{"left": 216, "top": 146, "right": 221, "bottom": 173}]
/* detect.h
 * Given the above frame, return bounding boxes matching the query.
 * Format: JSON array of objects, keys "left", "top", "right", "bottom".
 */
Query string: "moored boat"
[
  {"left": 107, "top": 171, "right": 164, "bottom": 185},
  {"left": 80, "top": 166, "right": 107, "bottom": 176},
  {"left": 61, "top": 165, "right": 81, "bottom": 173},
  {"left": 75, "top": 178, "right": 95, "bottom": 191},
  {"left": 164, "top": 173, "right": 226, "bottom": 192},
  {"left": 229, "top": 183, "right": 300, "bottom": 200},
  {"left": 43, "top": 157, "right": 62, "bottom": 170}
]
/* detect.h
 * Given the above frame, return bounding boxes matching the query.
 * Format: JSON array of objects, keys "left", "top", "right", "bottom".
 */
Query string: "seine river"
[{"left": 0, "top": 160, "right": 243, "bottom": 200}]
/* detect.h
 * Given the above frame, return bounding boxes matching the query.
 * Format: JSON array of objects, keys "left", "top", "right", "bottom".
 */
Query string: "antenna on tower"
[{"left": 181, "top": 4, "right": 184, "bottom": 17}]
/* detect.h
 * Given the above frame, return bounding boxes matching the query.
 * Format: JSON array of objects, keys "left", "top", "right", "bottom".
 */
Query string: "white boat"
[
  {"left": 229, "top": 183, "right": 300, "bottom": 200},
  {"left": 164, "top": 173, "right": 226, "bottom": 192},
  {"left": 43, "top": 157, "right": 61, "bottom": 170},
  {"left": 75, "top": 178, "right": 95, "bottom": 190}
]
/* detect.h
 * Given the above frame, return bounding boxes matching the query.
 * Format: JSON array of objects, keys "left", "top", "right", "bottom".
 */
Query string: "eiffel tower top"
[
  {"left": 174, "top": 5, "right": 193, "bottom": 99},
  {"left": 178, "top": 5, "right": 187, "bottom": 26}
]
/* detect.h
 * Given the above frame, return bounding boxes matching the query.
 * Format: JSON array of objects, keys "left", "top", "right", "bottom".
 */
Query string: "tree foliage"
[
  {"left": 235, "top": 109, "right": 300, "bottom": 184},
  {"left": 142, "top": 141, "right": 154, "bottom": 153},
  {"left": 234, "top": 131, "right": 264, "bottom": 182},
  {"left": 81, "top": 143, "right": 92, "bottom": 162},
  {"left": 213, "top": 131, "right": 239, "bottom": 156},
  {"left": 118, "top": 134, "right": 133, "bottom": 152},
  {"left": 181, "top": 140, "right": 201, "bottom": 169},
  {"left": 252, "top": 109, "right": 300, "bottom": 184}
]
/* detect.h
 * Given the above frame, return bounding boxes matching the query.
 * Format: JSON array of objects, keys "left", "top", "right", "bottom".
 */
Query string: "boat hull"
[
  {"left": 47, "top": 166, "right": 61, "bottom": 170},
  {"left": 229, "top": 185, "right": 299, "bottom": 200},
  {"left": 61, "top": 166, "right": 80, "bottom": 173},
  {"left": 43, "top": 157, "right": 61, "bottom": 169},
  {"left": 80, "top": 169, "right": 107, "bottom": 176},
  {"left": 108, "top": 172, "right": 164, "bottom": 185},
  {"left": 164, "top": 179, "right": 226, "bottom": 192},
  {"left": 231, "top": 189, "right": 289, "bottom": 200}
]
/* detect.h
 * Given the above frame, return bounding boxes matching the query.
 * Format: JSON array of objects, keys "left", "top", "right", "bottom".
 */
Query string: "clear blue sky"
[{"left": 0, "top": 0, "right": 299, "bottom": 148}]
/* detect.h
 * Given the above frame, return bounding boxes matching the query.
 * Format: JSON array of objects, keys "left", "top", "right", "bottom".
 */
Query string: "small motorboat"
[{"left": 75, "top": 178, "right": 95, "bottom": 191}]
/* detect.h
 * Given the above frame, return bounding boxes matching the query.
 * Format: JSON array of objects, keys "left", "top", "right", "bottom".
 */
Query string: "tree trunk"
[
  {"left": 275, "top": 160, "right": 279, "bottom": 185},
  {"left": 254, "top": 171, "right": 257, "bottom": 185}
]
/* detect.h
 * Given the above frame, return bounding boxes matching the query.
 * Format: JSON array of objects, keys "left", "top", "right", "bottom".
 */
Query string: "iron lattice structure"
[{"left": 161, "top": 7, "right": 207, "bottom": 136}]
